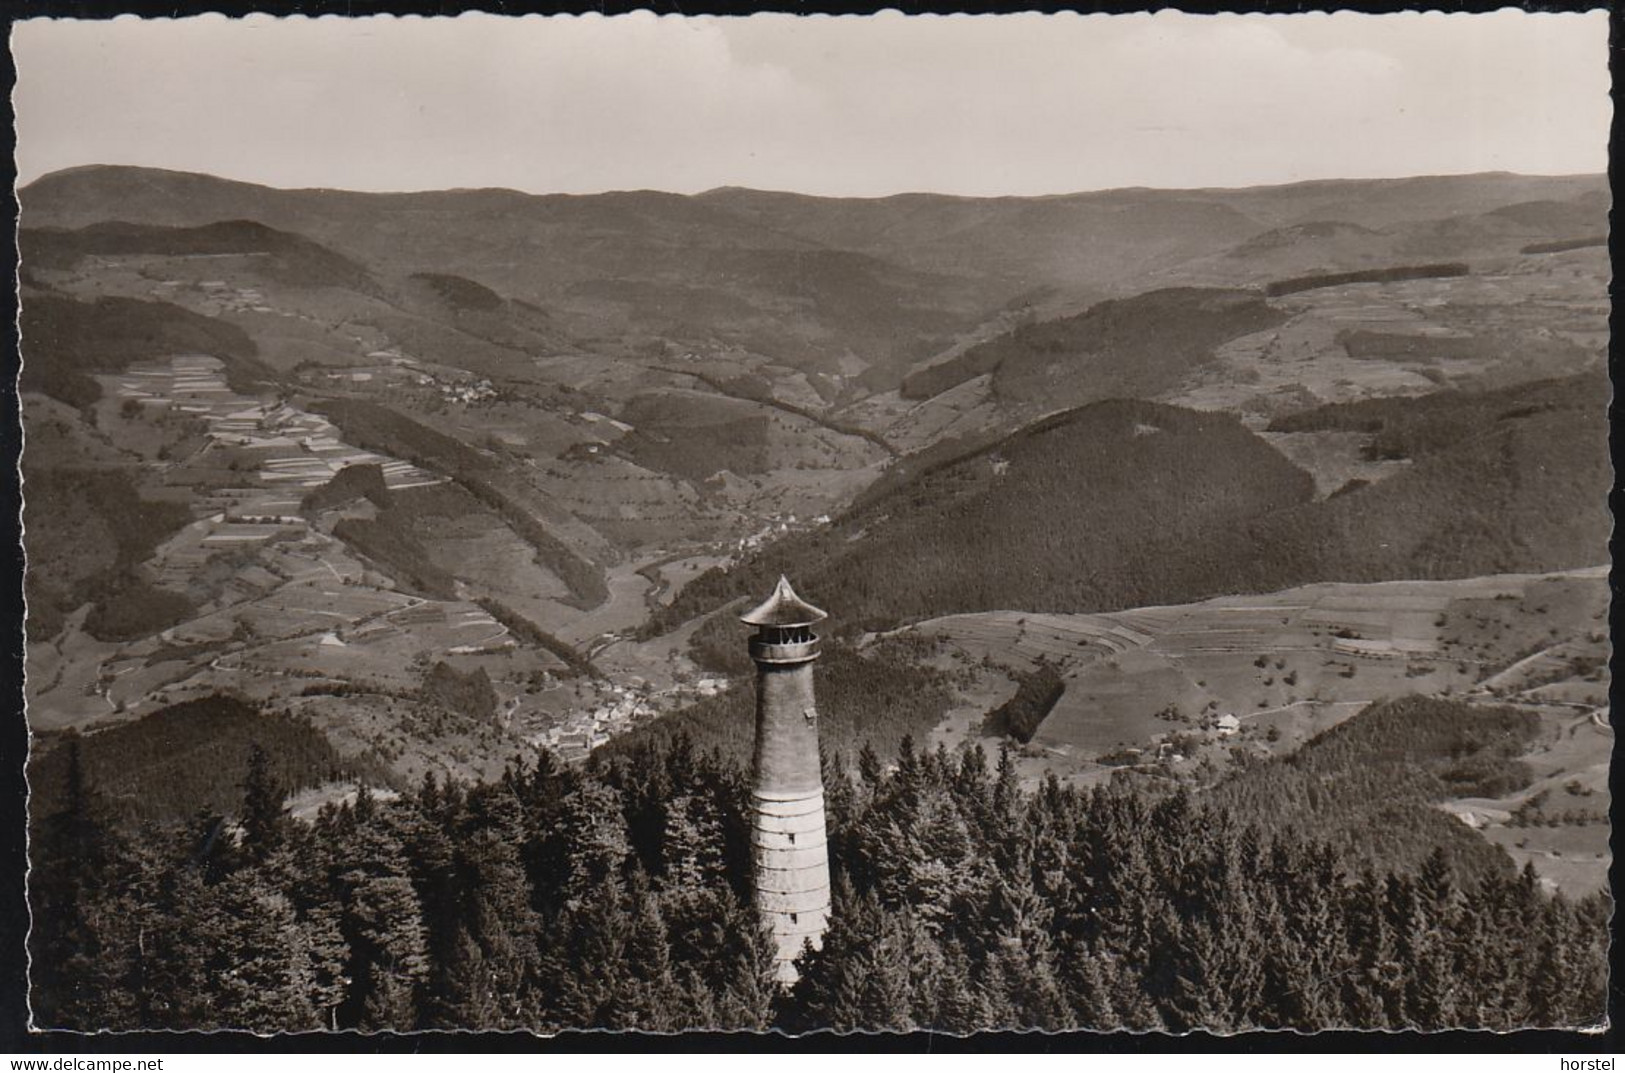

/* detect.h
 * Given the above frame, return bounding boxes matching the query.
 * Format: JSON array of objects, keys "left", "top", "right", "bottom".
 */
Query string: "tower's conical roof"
[{"left": 740, "top": 575, "right": 828, "bottom": 628}]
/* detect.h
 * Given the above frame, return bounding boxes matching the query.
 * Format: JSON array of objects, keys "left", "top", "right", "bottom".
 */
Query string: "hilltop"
[{"left": 655, "top": 368, "right": 1608, "bottom": 667}]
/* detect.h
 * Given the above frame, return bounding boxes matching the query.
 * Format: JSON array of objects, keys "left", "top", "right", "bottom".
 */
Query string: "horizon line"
[{"left": 19, "top": 161, "right": 1610, "bottom": 203}]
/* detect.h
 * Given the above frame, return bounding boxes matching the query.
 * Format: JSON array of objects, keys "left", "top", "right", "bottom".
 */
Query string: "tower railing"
[{"left": 748, "top": 635, "right": 821, "bottom": 664}]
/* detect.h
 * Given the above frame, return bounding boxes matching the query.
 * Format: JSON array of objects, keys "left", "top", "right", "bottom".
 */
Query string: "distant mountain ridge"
[{"left": 22, "top": 165, "right": 1608, "bottom": 392}]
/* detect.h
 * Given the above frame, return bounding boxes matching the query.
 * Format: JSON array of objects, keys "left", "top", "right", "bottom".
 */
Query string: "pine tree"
[
  {"left": 696, "top": 892, "right": 780, "bottom": 1031},
  {"left": 239, "top": 743, "right": 287, "bottom": 863},
  {"left": 1056, "top": 936, "right": 1116, "bottom": 1030},
  {"left": 608, "top": 872, "right": 683, "bottom": 1030},
  {"left": 332, "top": 823, "right": 430, "bottom": 1031},
  {"left": 559, "top": 778, "right": 631, "bottom": 908},
  {"left": 929, "top": 941, "right": 990, "bottom": 1033},
  {"left": 29, "top": 738, "right": 136, "bottom": 1030},
  {"left": 456, "top": 785, "right": 542, "bottom": 1028},
  {"left": 786, "top": 880, "right": 914, "bottom": 1032},
  {"left": 206, "top": 876, "right": 324, "bottom": 1032}
]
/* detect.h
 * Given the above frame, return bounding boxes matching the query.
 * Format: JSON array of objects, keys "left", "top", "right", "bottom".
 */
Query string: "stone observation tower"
[{"left": 741, "top": 575, "right": 832, "bottom": 984}]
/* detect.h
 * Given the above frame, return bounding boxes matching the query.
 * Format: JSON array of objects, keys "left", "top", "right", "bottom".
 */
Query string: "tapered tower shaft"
[{"left": 741, "top": 576, "right": 832, "bottom": 984}]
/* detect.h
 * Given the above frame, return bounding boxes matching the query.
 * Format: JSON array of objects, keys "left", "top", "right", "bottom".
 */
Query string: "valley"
[{"left": 18, "top": 165, "right": 1611, "bottom": 899}]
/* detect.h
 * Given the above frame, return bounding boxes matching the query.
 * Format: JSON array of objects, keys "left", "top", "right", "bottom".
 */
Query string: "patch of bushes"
[
  {"left": 985, "top": 661, "right": 1066, "bottom": 743},
  {"left": 83, "top": 576, "right": 195, "bottom": 643}
]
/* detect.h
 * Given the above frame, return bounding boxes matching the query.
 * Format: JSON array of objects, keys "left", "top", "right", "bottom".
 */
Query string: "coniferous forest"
[{"left": 29, "top": 721, "right": 1607, "bottom": 1035}]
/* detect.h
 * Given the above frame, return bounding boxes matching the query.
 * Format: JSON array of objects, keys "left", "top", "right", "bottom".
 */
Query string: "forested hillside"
[
  {"left": 655, "top": 371, "right": 1607, "bottom": 650},
  {"left": 20, "top": 291, "right": 272, "bottom": 407},
  {"left": 901, "top": 287, "right": 1284, "bottom": 404},
  {"left": 1266, "top": 371, "right": 1602, "bottom": 462},
  {"left": 656, "top": 399, "right": 1316, "bottom": 639},
  {"left": 1210, "top": 697, "right": 1544, "bottom": 888},
  {"left": 30, "top": 714, "right": 1606, "bottom": 1033},
  {"left": 22, "top": 220, "right": 377, "bottom": 293},
  {"left": 23, "top": 466, "right": 197, "bottom": 642},
  {"left": 1157, "top": 371, "right": 1609, "bottom": 594},
  {"left": 29, "top": 696, "right": 384, "bottom": 825}
]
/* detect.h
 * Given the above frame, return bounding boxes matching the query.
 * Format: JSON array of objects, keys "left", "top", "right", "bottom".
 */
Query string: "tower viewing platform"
[
  {"left": 742, "top": 576, "right": 832, "bottom": 984},
  {"left": 741, "top": 574, "right": 827, "bottom": 665}
]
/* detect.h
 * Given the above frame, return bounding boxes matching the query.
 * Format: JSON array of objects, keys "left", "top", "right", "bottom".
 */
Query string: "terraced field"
[{"left": 114, "top": 355, "right": 442, "bottom": 492}]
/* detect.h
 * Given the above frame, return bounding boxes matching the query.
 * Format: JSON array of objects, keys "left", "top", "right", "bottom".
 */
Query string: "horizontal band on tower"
[
  {"left": 755, "top": 851, "right": 831, "bottom": 874},
  {"left": 765, "top": 903, "right": 830, "bottom": 917},
  {"left": 753, "top": 832, "right": 829, "bottom": 851},
  {"left": 756, "top": 876, "right": 832, "bottom": 892},
  {"left": 754, "top": 858, "right": 831, "bottom": 877},
  {"left": 760, "top": 902, "right": 833, "bottom": 918},
  {"left": 753, "top": 805, "right": 826, "bottom": 824},
  {"left": 754, "top": 834, "right": 829, "bottom": 851},
  {"left": 768, "top": 927, "right": 830, "bottom": 944},
  {"left": 753, "top": 811, "right": 828, "bottom": 835},
  {"left": 756, "top": 879, "right": 832, "bottom": 896},
  {"left": 765, "top": 917, "right": 830, "bottom": 934},
  {"left": 747, "top": 783, "right": 825, "bottom": 799},
  {"left": 755, "top": 864, "right": 832, "bottom": 883},
  {"left": 755, "top": 879, "right": 832, "bottom": 898},
  {"left": 753, "top": 809, "right": 826, "bottom": 828}
]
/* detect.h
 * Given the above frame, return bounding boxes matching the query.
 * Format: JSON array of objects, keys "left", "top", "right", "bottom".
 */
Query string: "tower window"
[
  {"left": 788, "top": 832, "right": 796, "bottom": 844},
  {"left": 789, "top": 913, "right": 798, "bottom": 924}
]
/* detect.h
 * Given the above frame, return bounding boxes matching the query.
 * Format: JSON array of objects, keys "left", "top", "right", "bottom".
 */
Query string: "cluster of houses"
[
  {"left": 526, "top": 684, "right": 660, "bottom": 762},
  {"left": 1115, "top": 713, "right": 1245, "bottom": 767},
  {"left": 731, "top": 513, "right": 830, "bottom": 559},
  {"left": 434, "top": 377, "right": 498, "bottom": 405},
  {"left": 522, "top": 676, "right": 731, "bottom": 763},
  {"left": 392, "top": 355, "right": 500, "bottom": 406},
  {"left": 196, "top": 279, "right": 274, "bottom": 315},
  {"left": 145, "top": 277, "right": 276, "bottom": 316}
]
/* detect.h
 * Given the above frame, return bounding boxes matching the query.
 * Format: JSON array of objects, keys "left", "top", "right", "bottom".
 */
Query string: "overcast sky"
[{"left": 12, "top": 11, "right": 1611, "bottom": 197}]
